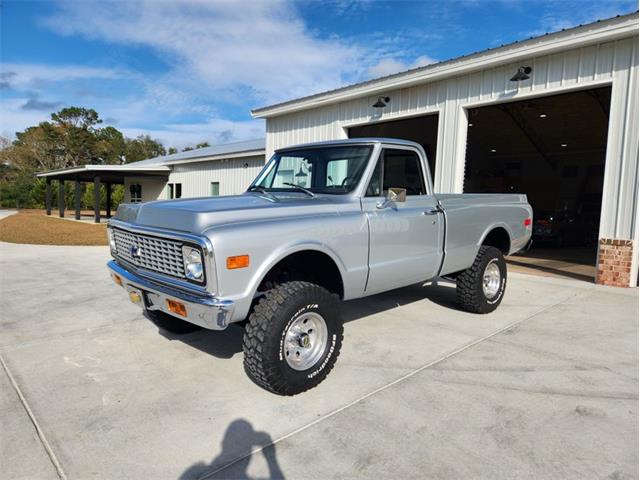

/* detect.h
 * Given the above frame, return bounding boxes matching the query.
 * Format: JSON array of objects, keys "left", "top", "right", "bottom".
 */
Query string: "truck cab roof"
[{"left": 275, "top": 137, "right": 424, "bottom": 152}]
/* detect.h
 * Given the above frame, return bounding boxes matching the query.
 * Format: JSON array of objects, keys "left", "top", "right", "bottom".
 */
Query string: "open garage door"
[
  {"left": 464, "top": 87, "right": 611, "bottom": 281},
  {"left": 348, "top": 114, "right": 439, "bottom": 176}
]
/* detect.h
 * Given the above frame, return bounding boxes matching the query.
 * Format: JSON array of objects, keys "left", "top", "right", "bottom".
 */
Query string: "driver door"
[{"left": 362, "top": 147, "right": 444, "bottom": 294}]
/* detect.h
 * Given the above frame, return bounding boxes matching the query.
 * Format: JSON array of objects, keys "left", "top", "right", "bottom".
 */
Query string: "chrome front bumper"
[{"left": 107, "top": 260, "right": 234, "bottom": 330}]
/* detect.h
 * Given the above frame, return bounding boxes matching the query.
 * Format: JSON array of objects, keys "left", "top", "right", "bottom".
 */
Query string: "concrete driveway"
[{"left": 1, "top": 242, "right": 637, "bottom": 479}]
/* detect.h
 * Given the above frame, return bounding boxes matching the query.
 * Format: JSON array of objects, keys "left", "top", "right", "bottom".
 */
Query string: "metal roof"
[
  {"left": 36, "top": 164, "right": 171, "bottom": 183},
  {"left": 130, "top": 138, "right": 265, "bottom": 167},
  {"left": 252, "top": 12, "right": 638, "bottom": 118},
  {"left": 36, "top": 164, "right": 171, "bottom": 177},
  {"left": 37, "top": 138, "right": 266, "bottom": 180}
]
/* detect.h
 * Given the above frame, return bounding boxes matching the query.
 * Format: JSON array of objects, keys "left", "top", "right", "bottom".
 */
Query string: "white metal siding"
[
  {"left": 123, "top": 177, "right": 167, "bottom": 203},
  {"left": 164, "top": 155, "right": 265, "bottom": 198},
  {"left": 265, "top": 37, "right": 639, "bottom": 244}
]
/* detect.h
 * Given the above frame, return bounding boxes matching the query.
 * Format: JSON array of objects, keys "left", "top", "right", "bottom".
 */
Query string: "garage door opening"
[
  {"left": 348, "top": 113, "right": 439, "bottom": 176},
  {"left": 464, "top": 87, "right": 611, "bottom": 282}
]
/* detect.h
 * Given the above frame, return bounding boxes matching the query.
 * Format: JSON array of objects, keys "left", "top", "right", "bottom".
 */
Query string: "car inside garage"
[{"left": 464, "top": 87, "right": 611, "bottom": 281}]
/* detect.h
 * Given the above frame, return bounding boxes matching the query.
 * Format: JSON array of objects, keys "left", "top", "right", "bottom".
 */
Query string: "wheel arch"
[
  {"left": 479, "top": 224, "right": 512, "bottom": 255},
  {"left": 249, "top": 243, "right": 347, "bottom": 301}
]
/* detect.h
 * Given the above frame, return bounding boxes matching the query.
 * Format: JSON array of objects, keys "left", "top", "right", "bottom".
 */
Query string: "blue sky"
[{"left": 1, "top": 0, "right": 636, "bottom": 149}]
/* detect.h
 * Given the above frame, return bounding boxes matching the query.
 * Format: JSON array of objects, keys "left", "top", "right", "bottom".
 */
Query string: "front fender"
[
  {"left": 204, "top": 212, "right": 369, "bottom": 322},
  {"left": 248, "top": 240, "right": 348, "bottom": 296}
]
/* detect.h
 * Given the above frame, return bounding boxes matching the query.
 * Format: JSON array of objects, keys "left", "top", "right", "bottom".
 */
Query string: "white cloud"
[
  {"left": 523, "top": 1, "right": 636, "bottom": 38},
  {"left": 1, "top": 63, "right": 121, "bottom": 90},
  {"left": 43, "top": 0, "right": 365, "bottom": 104},
  {"left": 2, "top": 0, "right": 442, "bottom": 147},
  {"left": 0, "top": 98, "right": 51, "bottom": 139},
  {"left": 367, "top": 54, "right": 437, "bottom": 79},
  {"left": 367, "top": 58, "right": 408, "bottom": 78},
  {"left": 120, "top": 118, "right": 264, "bottom": 149}
]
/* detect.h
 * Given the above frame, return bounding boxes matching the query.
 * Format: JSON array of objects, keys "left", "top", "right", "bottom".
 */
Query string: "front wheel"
[
  {"left": 242, "top": 281, "right": 343, "bottom": 395},
  {"left": 456, "top": 246, "right": 507, "bottom": 314}
]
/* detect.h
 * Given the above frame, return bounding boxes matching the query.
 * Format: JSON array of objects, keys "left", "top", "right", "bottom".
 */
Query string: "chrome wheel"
[
  {"left": 482, "top": 260, "right": 501, "bottom": 298},
  {"left": 284, "top": 312, "right": 328, "bottom": 371}
]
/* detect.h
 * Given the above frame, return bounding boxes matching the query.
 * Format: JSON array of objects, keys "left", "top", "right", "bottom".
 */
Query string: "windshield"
[{"left": 250, "top": 145, "right": 373, "bottom": 195}]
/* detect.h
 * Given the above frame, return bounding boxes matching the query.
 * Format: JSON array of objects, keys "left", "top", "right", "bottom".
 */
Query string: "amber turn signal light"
[
  {"left": 111, "top": 273, "right": 123, "bottom": 286},
  {"left": 166, "top": 299, "right": 187, "bottom": 317},
  {"left": 226, "top": 255, "right": 250, "bottom": 269}
]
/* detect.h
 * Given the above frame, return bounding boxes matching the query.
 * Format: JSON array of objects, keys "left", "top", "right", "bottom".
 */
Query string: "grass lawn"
[{"left": 0, "top": 210, "right": 107, "bottom": 245}]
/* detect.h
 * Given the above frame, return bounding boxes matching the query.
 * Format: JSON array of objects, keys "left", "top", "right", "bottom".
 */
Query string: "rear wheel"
[
  {"left": 456, "top": 246, "right": 507, "bottom": 314},
  {"left": 243, "top": 281, "right": 343, "bottom": 395}
]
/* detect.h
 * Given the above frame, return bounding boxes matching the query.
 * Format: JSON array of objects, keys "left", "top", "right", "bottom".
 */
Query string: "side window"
[
  {"left": 365, "top": 149, "right": 427, "bottom": 197},
  {"left": 382, "top": 149, "right": 426, "bottom": 196},
  {"left": 365, "top": 155, "right": 382, "bottom": 197},
  {"left": 326, "top": 159, "right": 348, "bottom": 186}
]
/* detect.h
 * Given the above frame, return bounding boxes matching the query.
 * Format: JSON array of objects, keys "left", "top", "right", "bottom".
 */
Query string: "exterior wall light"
[
  {"left": 372, "top": 96, "right": 390, "bottom": 108},
  {"left": 510, "top": 66, "right": 532, "bottom": 81}
]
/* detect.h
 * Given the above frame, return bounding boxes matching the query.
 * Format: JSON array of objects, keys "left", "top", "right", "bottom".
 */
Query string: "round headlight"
[{"left": 182, "top": 247, "right": 203, "bottom": 281}]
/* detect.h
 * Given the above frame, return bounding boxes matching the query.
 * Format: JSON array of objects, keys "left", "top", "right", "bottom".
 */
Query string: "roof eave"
[
  {"left": 163, "top": 148, "right": 266, "bottom": 166},
  {"left": 251, "top": 13, "right": 638, "bottom": 119},
  {"left": 36, "top": 164, "right": 171, "bottom": 177}
]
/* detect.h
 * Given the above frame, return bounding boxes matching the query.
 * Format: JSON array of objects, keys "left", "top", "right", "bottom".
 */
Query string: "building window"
[
  {"left": 168, "top": 183, "right": 182, "bottom": 199},
  {"left": 130, "top": 184, "right": 142, "bottom": 203},
  {"left": 211, "top": 182, "right": 220, "bottom": 196}
]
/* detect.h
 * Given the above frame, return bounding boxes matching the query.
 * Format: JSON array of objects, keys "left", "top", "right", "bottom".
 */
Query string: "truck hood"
[{"left": 114, "top": 193, "right": 357, "bottom": 233}]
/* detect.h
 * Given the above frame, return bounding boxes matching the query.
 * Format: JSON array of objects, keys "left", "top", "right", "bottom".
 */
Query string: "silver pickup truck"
[{"left": 107, "top": 138, "right": 532, "bottom": 395}]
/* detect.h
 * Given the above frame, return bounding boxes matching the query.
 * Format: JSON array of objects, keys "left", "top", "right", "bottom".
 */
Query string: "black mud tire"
[
  {"left": 456, "top": 246, "right": 507, "bottom": 314},
  {"left": 145, "top": 310, "right": 203, "bottom": 334},
  {"left": 243, "top": 281, "right": 343, "bottom": 396}
]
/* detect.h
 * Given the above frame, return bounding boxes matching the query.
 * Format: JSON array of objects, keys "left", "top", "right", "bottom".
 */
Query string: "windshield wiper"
[
  {"left": 283, "top": 182, "right": 315, "bottom": 197},
  {"left": 247, "top": 185, "right": 277, "bottom": 201}
]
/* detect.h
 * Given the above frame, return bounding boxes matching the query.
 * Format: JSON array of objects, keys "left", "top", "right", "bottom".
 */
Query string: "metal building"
[
  {"left": 252, "top": 13, "right": 639, "bottom": 287},
  {"left": 38, "top": 138, "right": 265, "bottom": 222},
  {"left": 121, "top": 138, "right": 265, "bottom": 202}
]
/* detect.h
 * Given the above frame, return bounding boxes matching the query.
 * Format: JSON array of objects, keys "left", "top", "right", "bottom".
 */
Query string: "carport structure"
[{"left": 36, "top": 164, "right": 170, "bottom": 223}]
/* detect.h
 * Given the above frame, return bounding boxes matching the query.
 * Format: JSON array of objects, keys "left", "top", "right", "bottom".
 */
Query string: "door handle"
[{"left": 422, "top": 208, "right": 440, "bottom": 215}]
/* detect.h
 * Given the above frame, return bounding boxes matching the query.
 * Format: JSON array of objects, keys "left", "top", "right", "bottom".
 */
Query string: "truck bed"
[{"left": 436, "top": 193, "right": 532, "bottom": 276}]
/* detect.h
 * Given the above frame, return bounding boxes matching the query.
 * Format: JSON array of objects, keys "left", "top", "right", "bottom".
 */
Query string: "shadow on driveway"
[
  {"left": 152, "top": 281, "right": 462, "bottom": 359},
  {"left": 179, "top": 419, "right": 285, "bottom": 480}
]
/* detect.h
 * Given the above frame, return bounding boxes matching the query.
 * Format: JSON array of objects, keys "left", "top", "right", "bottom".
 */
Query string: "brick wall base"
[{"left": 596, "top": 238, "right": 633, "bottom": 287}]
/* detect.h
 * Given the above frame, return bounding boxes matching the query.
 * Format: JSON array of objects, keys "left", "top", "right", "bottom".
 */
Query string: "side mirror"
[{"left": 376, "top": 188, "right": 407, "bottom": 209}]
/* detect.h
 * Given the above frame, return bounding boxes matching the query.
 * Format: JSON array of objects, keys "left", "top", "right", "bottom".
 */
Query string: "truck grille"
[{"left": 113, "top": 228, "right": 185, "bottom": 279}]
